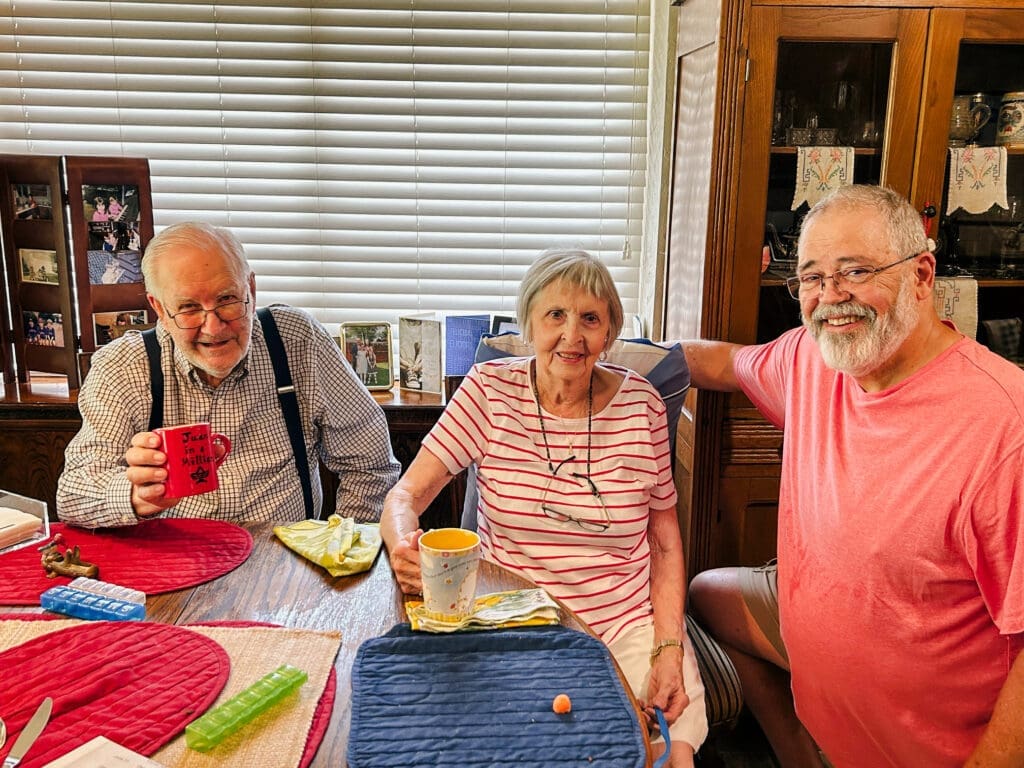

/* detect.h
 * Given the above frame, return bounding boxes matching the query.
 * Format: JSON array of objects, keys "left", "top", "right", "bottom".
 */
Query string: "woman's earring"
[{"left": 599, "top": 349, "right": 608, "bottom": 361}]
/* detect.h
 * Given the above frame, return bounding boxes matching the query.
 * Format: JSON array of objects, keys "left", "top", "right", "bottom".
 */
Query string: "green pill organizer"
[{"left": 185, "top": 664, "right": 309, "bottom": 752}]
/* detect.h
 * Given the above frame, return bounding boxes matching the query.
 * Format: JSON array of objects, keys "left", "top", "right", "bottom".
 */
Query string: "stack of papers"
[{"left": 406, "top": 588, "right": 560, "bottom": 633}]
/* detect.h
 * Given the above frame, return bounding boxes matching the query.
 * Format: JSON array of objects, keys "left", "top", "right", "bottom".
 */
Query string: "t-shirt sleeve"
[
  {"left": 421, "top": 363, "right": 493, "bottom": 475},
  {"left": 733, "top": 327, "right": 806, "bottom": 430}
]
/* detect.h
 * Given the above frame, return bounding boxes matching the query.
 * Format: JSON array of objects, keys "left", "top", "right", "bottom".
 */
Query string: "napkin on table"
[
  {"left": 405, "top": 588, "right": 560, "bottom": 633},
  {"left": 274, "top": 515, "right": 381, "bottom": 577}
]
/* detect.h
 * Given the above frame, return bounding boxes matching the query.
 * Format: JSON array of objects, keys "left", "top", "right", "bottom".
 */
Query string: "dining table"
[{"left": 0, "top": 520, "right": 653, "bottom": 768}]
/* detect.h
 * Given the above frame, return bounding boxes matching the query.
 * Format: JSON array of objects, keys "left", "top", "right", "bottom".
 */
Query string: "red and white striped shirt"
[{"left": 423, "top": 356, "right": 677, "bottom": 644}]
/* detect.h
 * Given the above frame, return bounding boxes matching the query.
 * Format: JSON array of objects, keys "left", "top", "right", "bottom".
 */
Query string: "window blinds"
[{"left": 0, "top": 1, "right": 650, "bottom": 333}]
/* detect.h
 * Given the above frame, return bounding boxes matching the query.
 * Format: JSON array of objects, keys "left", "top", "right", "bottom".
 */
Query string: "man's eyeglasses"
[
  {"left": 166, "top": 297, "right": 250, "bottom": 329},
  {"left": 785, "top": 253, "right": 919, "bottom": 300},
  {"left": 540, "top": 460, "right": 610, "bottom": 533}
]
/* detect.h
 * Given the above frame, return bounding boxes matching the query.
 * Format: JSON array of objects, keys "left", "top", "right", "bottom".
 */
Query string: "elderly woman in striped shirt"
[{"left": 381, "top": 249, "right": 707, "bottom": 766}]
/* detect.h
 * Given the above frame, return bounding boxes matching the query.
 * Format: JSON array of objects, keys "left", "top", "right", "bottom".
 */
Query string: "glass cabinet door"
[
  {"left": 734, "top": 7, "right": 927, "bottom": 345},
  {"left": 915, "top": 9, "right": 1024, "bottom": 368}
]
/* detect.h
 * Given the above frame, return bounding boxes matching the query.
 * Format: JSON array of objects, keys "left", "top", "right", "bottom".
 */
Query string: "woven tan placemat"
[
  {"left": 0, "top": 620, "right": 341, "bottom": 768},
  {"left": 154, "top": 625, "right": 340, "bottom": 768},
  {"left": 0, "top": 617, "right": 84, "bottom": 650}
]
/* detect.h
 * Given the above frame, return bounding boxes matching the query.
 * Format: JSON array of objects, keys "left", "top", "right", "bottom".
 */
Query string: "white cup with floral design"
[{"left": 419, "top": 527, "right": 481, "bottom": 623}]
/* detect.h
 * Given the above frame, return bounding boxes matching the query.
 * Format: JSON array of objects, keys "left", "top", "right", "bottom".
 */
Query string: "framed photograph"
[
  {"left": 399, "top": 316, "right": 442, "bottom": 394},
  {"left": 11, "top": 182, "right": 53, "bottom": 220},
  {"left": 18, "top": 248, "right": 60, "bottom": 286},
  {"left": 22, "top": 310, "right": 65, "bottom": 348},
  {"left": 339, "top": 322, "right": 394, "bottom": 391},
  {"left": 86, "top": 247, "right": 144, "bottom": 285},
  {"left": 82, "top": 183, "right": 141, "bottom": 226},
  {"left": 93, "top": 309, "right": 153, "bottom": 346},
  {"left": 491, "top": 315, "right": 519, "bottom": 335}
]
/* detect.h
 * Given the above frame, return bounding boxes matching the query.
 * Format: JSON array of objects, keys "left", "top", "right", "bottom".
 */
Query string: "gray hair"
[
  {"left": 141, "top": 222, "right": 251, "bottom": 298},
  {"left": 798, "top": 185, "right": 928, "bottom": 261},
  {"left": 516, "top": 249, "right": 624, "bottom": 345}
]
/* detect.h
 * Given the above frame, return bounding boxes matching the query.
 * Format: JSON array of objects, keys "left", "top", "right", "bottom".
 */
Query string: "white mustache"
[{"left": 811, "top": 301, "right": 875, "bottom": 323}]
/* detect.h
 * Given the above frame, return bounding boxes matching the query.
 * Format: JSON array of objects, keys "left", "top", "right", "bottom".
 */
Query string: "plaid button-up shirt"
[{"left": 58, "top": 305, "right": 400, "bottom": 527}]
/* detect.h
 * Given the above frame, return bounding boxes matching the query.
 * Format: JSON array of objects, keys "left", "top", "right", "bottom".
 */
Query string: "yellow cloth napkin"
[
  {"left": 273, "top": 515, "right": 381, "bottom": 577},
  {"left": 405, "top": 588, "right": 561, "bottom": 633}
]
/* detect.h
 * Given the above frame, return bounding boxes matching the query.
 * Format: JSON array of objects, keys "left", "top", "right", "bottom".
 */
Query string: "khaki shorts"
[
  {"left": 738, "top": 560, "right": 787, "bottom": 663},
  {"left": 607, "top": 620, "right": 709, "bottom": 752}
]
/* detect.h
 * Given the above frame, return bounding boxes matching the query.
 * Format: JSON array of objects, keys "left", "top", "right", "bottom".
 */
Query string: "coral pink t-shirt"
[{"left": 735, "top": 326, "right": 1024, "bottom": 768}]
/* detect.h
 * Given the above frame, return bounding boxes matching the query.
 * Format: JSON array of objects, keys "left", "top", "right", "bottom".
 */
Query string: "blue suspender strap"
[
  {"left": 651, "top": 707, "right": 672, "bottom": 768},
  {"left": 142, "top": 328, "right": 163, "bottom": 432},
  {"left": 257, "top": 307, "right": 316, "bottom": 519}
]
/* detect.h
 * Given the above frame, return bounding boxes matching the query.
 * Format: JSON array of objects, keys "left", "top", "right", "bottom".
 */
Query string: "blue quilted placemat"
[{"left": 348, "top": 623, "right": 647, "bottom": 768}]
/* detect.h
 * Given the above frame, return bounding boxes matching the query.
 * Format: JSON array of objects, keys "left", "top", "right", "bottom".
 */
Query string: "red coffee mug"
[{"left": 154, "top": 422, "right": 232, "bottom": 498}]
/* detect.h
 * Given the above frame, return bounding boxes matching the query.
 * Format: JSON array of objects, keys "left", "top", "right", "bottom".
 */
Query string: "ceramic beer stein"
[{"left": 996, "top": 92, "right": 1024, "bottom": 148}]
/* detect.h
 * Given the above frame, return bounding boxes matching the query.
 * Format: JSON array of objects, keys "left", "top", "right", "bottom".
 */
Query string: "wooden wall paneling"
[
  {"left": 715, "top": 479, "right": 779, "bottom": 568},
  {"left": 0, "top": 410, "right": 79, "bottom": 520}
]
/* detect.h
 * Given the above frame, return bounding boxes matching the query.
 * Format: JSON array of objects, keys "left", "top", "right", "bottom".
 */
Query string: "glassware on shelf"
[
  {"left": 856, "top": 121, "right": 880, "bottom": 147},
  {"left": 949, "top": 94, "right": 991, "bottom": 147}
]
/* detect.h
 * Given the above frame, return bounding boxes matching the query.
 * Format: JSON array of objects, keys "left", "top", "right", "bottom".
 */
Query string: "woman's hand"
[
  {"left": 389, "top": 529, "right": 424, "bottom": 595},
  {"left": 642, "top": 646, "right": 689, "bottom": 727}
]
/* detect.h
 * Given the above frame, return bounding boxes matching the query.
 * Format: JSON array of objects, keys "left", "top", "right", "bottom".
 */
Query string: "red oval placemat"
[
  {"left": 0, "top": 519, "right": 253, "bottom": 605},
  {"left": 0, "top": 621, "right": 230, "bottom": 768}
]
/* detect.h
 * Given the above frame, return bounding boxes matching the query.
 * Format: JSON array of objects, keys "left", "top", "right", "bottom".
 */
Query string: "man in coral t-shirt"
[{"left": 680, "top": 185, "right": 1024, "bottom": 768}]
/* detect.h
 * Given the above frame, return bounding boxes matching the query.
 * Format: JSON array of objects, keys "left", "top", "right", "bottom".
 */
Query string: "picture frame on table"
[
  {"left": 490, "top": 315, "right": 519, "bottom": 335},
  {"left": 398, "top": 316, "right": 442, "bottom": 394},
  {"left": 339, "top": 321, "right": 394, "bottom": 391}
]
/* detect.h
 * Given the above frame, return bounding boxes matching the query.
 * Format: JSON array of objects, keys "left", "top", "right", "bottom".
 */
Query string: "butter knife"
[{"left": 2, "top": 697, "right": 52, "bottom": 768}]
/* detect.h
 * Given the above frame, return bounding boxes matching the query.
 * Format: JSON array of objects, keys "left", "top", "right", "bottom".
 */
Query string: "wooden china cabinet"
[{"left": 667, "top": 1, "right": 1024, "bottom": 575}]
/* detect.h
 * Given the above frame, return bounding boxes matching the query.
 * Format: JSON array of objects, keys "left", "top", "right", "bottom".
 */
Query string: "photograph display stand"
[
  {"left": 0, "top": 155, "right": 154, "bottom": 388},
  {"left": 0, "top": 155, "right": 77, "bottom": 387}
]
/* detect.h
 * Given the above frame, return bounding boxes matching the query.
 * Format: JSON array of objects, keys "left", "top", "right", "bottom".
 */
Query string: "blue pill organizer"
[{"left": 40, "top": 584, "right": 146, "bottom": 621}]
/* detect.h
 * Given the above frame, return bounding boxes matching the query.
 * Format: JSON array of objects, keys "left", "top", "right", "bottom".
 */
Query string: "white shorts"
[{"left": 607, "top": 620, "right": 709, "bottom": 752}]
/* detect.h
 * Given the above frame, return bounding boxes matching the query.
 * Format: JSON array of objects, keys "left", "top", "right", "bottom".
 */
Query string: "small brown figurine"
[{"left": 40, "top": 534, "right": 99, "bottom": 579}]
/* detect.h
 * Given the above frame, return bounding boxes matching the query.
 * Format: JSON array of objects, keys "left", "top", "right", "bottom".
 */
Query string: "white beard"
[{"left": 804, "top": 276, "right": 918, "bottom": 377}]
